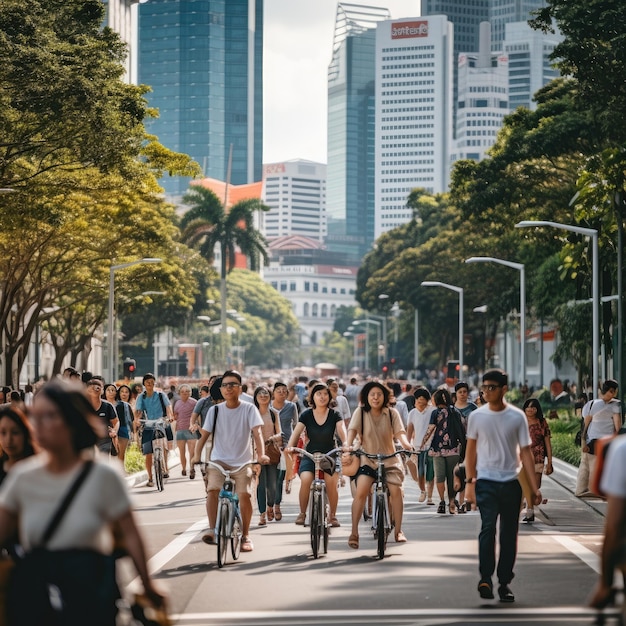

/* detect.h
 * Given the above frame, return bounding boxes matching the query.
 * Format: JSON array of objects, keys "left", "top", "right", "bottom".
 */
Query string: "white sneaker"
[{"left": 418, "top": 492, "right": 426, "bottom": 503}]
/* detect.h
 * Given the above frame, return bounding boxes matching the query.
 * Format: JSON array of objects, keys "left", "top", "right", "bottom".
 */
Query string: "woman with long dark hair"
[
  {"left": 0, "top": 406, "right": 38, "bottom": 485},
  {"left": 0, "top": 380, "right": 164, "bottom": 625},
  {"left": 521, "top": 398, "right": 552, "bottom": 523}
]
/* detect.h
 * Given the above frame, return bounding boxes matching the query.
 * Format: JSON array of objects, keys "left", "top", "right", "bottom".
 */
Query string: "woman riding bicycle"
[
  {"left": 287, "top": 383, "right": 347, "bottom": 528},
  {"left": 345, "top": 381, "right": 412, "bottom": 549}
]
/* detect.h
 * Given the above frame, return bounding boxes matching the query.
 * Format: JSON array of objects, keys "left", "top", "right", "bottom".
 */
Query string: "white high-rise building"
[
  {"left": 504, "top": 21, "right": 561, "bottom": 111},
  {"left": 374, "top": 16, "right": 454, "bottom": 239},
  {"left": 452, "top": 22, "right": 509, "bottom": 163},
  {"left": 261, "top": 160, "right": 327, "bottom": 242},
  {"left": 103, "top": 0, "right": 143, "bottom": 83}
]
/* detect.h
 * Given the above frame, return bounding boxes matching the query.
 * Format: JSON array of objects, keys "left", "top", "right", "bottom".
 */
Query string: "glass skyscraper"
[
  {"left": 138, "top": 0, "right": 263, "bottom": 198},
  {"left": 326, "top": 3, "right": 390, "bottom": 261}
]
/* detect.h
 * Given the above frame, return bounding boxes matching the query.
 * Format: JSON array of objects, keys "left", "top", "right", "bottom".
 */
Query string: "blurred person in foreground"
[
  {"left": 589, "top": 434, "right": 626, "bottom": 616},
  {"left": 0, "top": 380, "right": 164, "bottom": 626}
]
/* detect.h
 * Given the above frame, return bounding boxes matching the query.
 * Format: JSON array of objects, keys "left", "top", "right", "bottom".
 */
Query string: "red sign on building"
[{"left": 391, "top": 21, "right": 429, "bottom": 39}]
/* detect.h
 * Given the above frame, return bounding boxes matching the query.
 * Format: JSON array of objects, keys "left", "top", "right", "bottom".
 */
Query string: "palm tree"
[{"left": 180, "top": 185, "right": 270, "bottom": 369}]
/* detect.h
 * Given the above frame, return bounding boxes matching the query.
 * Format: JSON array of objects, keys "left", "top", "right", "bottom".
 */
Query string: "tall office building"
[
  {"left": 262, "top": 160, "right": 327, "bottom": 242},
  {"left": 374, "top": 16, "right": 454, "bottom": 239},
  {"left": 504, "top": 21, "right": 561, "bottom": 111},
  {"left": 451, "top": 22, "right": 509, "bottom": 163},
  {"left": 490, "top": 0, "right": 546, "bottom": 51},
  {"left": 138, "top": 0, "right": 263, "bottom": 199},
  {"left": 421, "top": 1, "right": 489, "bottom": 53},
  {"left": 103, "top": 0, "right": 142, "bottom": 83},
  {"left": 326, "top": 3, "right": 391, "bottom": 261}
]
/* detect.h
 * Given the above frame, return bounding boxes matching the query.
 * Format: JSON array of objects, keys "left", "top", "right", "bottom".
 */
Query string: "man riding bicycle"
[{"left": 192, "top": 370, "right": 269, "bottom": 553}]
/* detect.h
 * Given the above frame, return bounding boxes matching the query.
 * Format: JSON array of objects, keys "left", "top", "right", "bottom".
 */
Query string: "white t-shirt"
[
  {"left": 394, "top": 400, "right": 409, "bottom": 427},
  {"left": 334, "top": 395, "right": 352, "bottom": 421},
  {"left": 0, "top": 456, "right": 130, "bottom": 552},
  {"left": 600, "top": 435, "right": 626, "bottom": 497},
  {"left": 202, "top": 401, "right": 263, "bottom": 467},
  {"left": 583, "top": 398, "right": 621, "bottom": 442},
  {"left": 466, "top": 403, "right": 531, "bottom": 482},
  {"left": 407, "top": 406, "right": 434, "bottom": 448}
]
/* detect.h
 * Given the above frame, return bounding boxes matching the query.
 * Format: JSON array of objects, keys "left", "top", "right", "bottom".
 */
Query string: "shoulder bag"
[
  {"left": 7, "top": 461, "right": 120, "bottom": 626},
  {"left": 265, "top": 409, "right": 282, "bottom": 465}
]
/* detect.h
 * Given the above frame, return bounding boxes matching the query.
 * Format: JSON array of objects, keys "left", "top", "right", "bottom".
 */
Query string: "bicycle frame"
[
  {"left": 139, "top": 418, "right": 168, "bottom": 491},
  {"left": 286, "top": 446, "right": 342, "bottom": 559},
  {"left": 350, "top": 448, "right": 412, "bottom": 559},
  {"left": 205, "top": 460, "right": 256, "bottom": 568}
]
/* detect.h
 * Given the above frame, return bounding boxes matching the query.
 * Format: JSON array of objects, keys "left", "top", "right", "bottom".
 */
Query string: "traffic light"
[
  {"left": 381, "top": 362, "right": 389, "bottom": 378},
  {"left": 123, "top": 358, "right": 136, "bottom": 379}
]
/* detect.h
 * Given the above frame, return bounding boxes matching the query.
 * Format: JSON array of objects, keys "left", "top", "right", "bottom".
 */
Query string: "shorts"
[
  {"left": 417, "top": 450, "right": 435, "bottom": 482},
  {"left": 118, "top": 426, "right": 130, "bottom": 440},
  {"left": 353, "top": 463, "right": 404, "bottom": 487},
  {"left": 298, "top": 455, "right": 335, "bottom": 476},
  {"left": 206, "top": 464, "right": 254, "bottom": 496},
  {"left": 176, "top": 429, "right": 201, "bottom": 442},
  {"left": 141, "top": 424, "right": 173, "bottom": 455}
]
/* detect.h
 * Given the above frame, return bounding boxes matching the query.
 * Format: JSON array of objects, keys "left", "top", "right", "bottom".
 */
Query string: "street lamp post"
[
  {"left": 465, "top": 257, "right": 526, "bottom": 386},
  {"left": 421, "top": 281, "right": 464, "bottom": 376},
  {"left": 108, "top": 257, "right": 161, "bottom": 383},
  {"left": 516, "top": 220, "right": 599, "bottom": 397},
  {"left": 353, "top": 318, "right": 381, "bottom": 372}
]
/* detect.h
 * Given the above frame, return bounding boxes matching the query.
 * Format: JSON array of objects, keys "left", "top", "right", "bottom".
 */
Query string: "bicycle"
[
  {"left": 139, "top": 417, "right": 169, "bottom": 492},
  {"left": 285, "top": 446, "right": 342, "bottom": 559},
  {"left": 202, "top": 460, "right": 259, "bottom": 568},
  {"left": 349, "top": 448, "right": 414, "bottom": 559}
]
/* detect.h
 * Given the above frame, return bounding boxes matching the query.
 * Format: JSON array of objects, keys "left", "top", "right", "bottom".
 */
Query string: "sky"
[{"left": 263, "top": 0, "right": 422, "bottom": 165}]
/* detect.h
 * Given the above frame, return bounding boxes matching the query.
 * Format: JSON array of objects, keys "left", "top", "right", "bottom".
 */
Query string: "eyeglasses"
[
  {"left": 87, "top": 384, "right": 102, "bottom": 391},
  {"left": 257, "top": 390, "right": 270, "bottom": 396},
  {"left": 480, "top": 384, "right": 502, "bottom": 392},
  {"left": 221, "top": 382, "right": 241, "bottom": 389}
]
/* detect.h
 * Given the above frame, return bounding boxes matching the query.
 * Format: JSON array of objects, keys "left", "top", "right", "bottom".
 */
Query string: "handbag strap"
[{"left": 40, "top": 460, "right": 94, "bottom": 546}]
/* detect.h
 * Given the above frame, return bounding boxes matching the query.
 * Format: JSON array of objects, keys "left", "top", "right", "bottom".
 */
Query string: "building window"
[
  {"left": 303, "top": 302, "right": 309, "bottom": 317},
  {"left": 330, "top": 304, "right": 336, "bottom": 317},
  {"left": 304, "top": 281, "right": 310, "bottom": 292},
  {"left": 321, "top": 304, "right": 328, "bottom": 317},
  {"left": 290, "top": 282, "right": 296, "bottom": 292},
  {"left": 312, "top": 303, "right": 318, "bottom": 317},
  {"left": 280, "top": 281, "right": 287, "bottom": 292},
  {"left": 271, "top": 282, "right": 278, "bottom": 290},
  {"left": 322, "top": 287, "right": 328, "bottom": 294},
  {"left": 310, "top": 331, "right": 317, "bottom": 345},
  {"left": 313, "top": 283, "right": 319, "bottom": 292}
]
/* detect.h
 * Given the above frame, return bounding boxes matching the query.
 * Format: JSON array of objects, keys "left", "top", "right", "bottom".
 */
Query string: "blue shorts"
[
  {"left": 176, "top": 429, "right": 200, "bottom": 442},
  {"left": 298, "top": 455, "right": 335, "bottom": 476},
  {"left": 141, "top": 424, "right": 173, "bottom": 455}
]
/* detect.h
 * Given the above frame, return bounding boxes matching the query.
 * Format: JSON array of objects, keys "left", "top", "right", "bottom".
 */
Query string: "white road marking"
[{"left": 539, "top": 530, "right": 600, "bottom": 573}]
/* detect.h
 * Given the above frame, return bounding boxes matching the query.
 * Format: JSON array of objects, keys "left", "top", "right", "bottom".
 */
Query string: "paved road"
[{"left": 120, "top": 459, "right": 621, "bottom": 625}]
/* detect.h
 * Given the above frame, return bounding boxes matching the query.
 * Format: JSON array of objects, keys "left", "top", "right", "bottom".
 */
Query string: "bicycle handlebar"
[
  {"left": 197, "top": 460, "right": 260, "bottom": 475},
  {"left": 284, "top": 446, "right": 343, "bottom": 462},
  {"left": 349, "top": 448, "right": 415, "bottom": 461}
]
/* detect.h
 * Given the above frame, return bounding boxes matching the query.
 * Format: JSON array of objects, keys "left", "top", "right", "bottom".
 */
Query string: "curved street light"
[
  {"left": 421, "top": 281, "right": 464, "bottom": 377},
  {"left": 465, "top": 256, "right": 526, "bottom": 386},
  {"left": 516, "top": 220, "right": 599, "bottom": 397}
]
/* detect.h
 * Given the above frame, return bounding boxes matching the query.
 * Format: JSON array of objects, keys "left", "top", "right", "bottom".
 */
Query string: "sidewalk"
[
  {"left": 124, "top": 449, "right": 181, "bottom": 488},
  {"left": 549, "top": 457, "right": 607, "bottom": 518}
]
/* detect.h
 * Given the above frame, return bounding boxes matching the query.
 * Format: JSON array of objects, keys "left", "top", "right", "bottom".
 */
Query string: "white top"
[
  {"left": 393, "top": 400, "right": 409, "bottom": 427},
  {"left": 467, "top": 403, "right": 531, "bottom": 482},
  {"left": 334, "top": 395, "right": 352, "bottom": 421},
  {"left": 600, "top": 435, "right": 626, "bottom": 497},
  {"left": 583, "top": 398, "right": 621, "bottom": 442},
  {"left": 202, "top": 401, "right": 263, "bottom": 467},
  {"left": 0, "top": 456, "right": 130, "bottom": 552},
  {"left": 407, "top": 407, "right": 434, "bottom": 449}
]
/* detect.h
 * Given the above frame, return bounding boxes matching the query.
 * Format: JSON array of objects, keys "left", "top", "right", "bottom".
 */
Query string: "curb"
[
  {"left": 550, "top": 457, "right": 607, "bottom": 518},
  {"left": 125, "top": 449, "right": 181, "bottom": 488}
]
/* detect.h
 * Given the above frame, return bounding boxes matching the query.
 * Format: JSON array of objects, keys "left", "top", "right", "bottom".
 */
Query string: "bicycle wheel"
[
  {"left": 376, "top": 493, "right": 386, "bottom": 559},
  {"left": 322, "top": 491, "right": 329, "bottom": 554},
  {"left": 154, "top": 448, "right": 164, "bottom": 492},
  {"left": 217, "top": 502, "right": 230, "bottom": 568},
  {"left": 310, "top": 491, "right": 320, "bottom": 559},
  {"left": 231, "top": 513, "right": 242, "bottom": 560}
]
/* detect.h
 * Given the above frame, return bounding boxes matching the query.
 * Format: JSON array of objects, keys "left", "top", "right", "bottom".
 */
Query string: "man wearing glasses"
[
  {"left": 192, "top": 370, "right": 269, "bottom": 552},
  {"left": 464, "top": 369, "right": 541, "bottom": 604}
]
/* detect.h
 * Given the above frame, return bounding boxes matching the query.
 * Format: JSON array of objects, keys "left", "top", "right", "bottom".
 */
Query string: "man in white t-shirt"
[
  {"left": 406, "top": 387, "right": 435, "bottom": 503},
  {"left": 192, "top": 370, "right": 269, "bottom": 553},
  {"left": 575, "top": 379, "right": 621, "bottom": 497},
  {"left": 465, "top": 369, "right": 541, "bottom": 604},
  {"left": 589, "top": 434, "right": 626, "bottom": 610}
]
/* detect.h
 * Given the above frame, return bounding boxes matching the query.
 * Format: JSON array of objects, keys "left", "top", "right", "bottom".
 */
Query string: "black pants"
[{"left": 475, "top": 478, "right": 522, "bottom": 586}]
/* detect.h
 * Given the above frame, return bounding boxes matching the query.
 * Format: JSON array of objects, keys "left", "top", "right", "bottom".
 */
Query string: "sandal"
[
  {"left": 190, "top": 469, "right": 195, "bottom": 480},
  {"left": 449, "top": 501, "right": 456, "bottom": 514},
  {"left": 295, "top": 512, "right": 306, "bottom": 525},
  {"left": 267, "top": 507, "right": 274, "bottom": 522},
  {"left": 146, "top": 480, "right": 154, "bottom": 488},
  {"left": 182, "top": 469, "right": 187, "bottom": 476},
  {"left": 259, "top": 513, "right": 267, "bottom": 526},
  {"left": 348, "top": 534, "right": 359, "bottom": 549},
  {"left": 241, "top": 536, "right": 254, "bottom": 552},
  {"left": 437, "top": 501, "right": 446, "bottom": 514},
  {"left": 395, "top": 531, "right": 407, "bottom": 543},
  {"left": 274, "top": 504, "right": 282, "bottom": 521},
  {"left": 202, "top": 531, "right": 215, "bottom": 545},
  {"left": 330, "top": 516, "right": 341, "bottom": 528}
]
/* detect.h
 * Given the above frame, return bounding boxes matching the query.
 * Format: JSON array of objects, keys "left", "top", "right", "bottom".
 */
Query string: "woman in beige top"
[{"left": 345, "top": 381, "right": 412, "bottom": 549}]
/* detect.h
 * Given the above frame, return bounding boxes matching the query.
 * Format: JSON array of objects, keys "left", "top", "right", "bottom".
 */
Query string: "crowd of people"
[{"left": 0, "top": 364, "right": 623, "bottom": 620}]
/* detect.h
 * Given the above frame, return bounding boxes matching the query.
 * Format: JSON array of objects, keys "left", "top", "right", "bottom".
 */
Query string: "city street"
[{"left": 120, "top": 461, "right": 621, "bottom": 625}]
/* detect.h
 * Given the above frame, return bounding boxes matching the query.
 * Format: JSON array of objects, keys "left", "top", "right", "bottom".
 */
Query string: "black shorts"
[{"left": 141, "top": 423, "right": 173, "bottom": 455}]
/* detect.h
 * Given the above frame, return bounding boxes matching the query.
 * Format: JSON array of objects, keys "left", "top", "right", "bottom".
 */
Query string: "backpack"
[
  {"left": 447, "top": 406, "right": 467, "bottom": 461},
  {"left": 141, "top": 390, "right": 168, "bottom": 418}
]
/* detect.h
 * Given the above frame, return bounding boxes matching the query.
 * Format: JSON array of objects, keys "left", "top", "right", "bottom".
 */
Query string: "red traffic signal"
[{"left": 123, "top": 358, "right": 136, "bottom": 379}]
